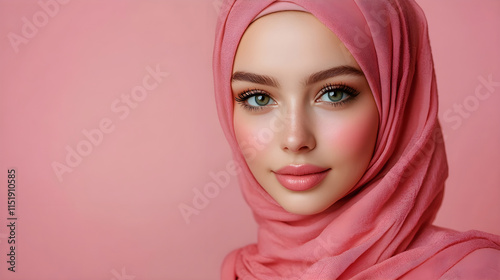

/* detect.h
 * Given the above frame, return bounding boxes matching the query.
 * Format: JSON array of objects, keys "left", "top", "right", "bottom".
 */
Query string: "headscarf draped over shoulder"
[{"left": 212, "top": 0, "right": 500, "bottom": 279}]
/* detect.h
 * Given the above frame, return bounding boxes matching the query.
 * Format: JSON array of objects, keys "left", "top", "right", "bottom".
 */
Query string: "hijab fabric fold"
[{"left": 212, "top": 0, "right": 500, "bottom": 279}]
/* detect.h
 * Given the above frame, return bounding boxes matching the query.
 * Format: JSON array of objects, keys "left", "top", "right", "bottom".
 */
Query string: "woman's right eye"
[
  {"left": 247, "top": 94, "right": 273, "bottom": 106},
  {"left": 235, "top": 90, "right": 276, "bottom": 111}
]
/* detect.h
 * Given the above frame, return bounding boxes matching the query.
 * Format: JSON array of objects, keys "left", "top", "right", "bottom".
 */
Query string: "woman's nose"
[{"left": 279, "top": 106, "right": 316, "bottom": 153}]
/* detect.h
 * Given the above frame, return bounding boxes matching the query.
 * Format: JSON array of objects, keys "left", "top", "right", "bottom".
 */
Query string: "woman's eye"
[
  {"left": 248, "top": 94, "right": 273, "bottom": 107},
  {"left": 316, "top": 84, "right": 360, "bottom": 106},
  {"left": 319, "top": 90, "right": 347, "bottom": 103},
  {"left": 235, "top": 90, "right": 276, "bottom": 110}
]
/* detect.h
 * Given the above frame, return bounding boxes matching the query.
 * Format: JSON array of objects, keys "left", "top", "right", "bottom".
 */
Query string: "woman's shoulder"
[{"left": 441, "top": 248, "right": 500, "bottom": 279}]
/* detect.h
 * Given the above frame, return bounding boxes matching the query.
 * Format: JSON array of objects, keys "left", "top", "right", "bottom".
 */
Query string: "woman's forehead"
[{"left": 233, "top": 11, "right": 362, "bottom": 79}]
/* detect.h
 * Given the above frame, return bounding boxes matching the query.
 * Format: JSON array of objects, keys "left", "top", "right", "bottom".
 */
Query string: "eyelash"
[
  {"left": 234, "top": 89, "right": 271, "bottom": 112},
  {"left": 234, "top": 83, "right": 360, "bottom": 112}
]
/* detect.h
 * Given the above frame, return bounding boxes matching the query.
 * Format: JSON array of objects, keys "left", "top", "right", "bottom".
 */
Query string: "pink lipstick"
[{"left": 273, "top": 164, "right": 331, "bottom": 191}]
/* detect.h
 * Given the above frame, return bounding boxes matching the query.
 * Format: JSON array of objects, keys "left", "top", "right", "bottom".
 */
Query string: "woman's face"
[{"left": 232, "top": 11, "right": 379, "bottom": 215}]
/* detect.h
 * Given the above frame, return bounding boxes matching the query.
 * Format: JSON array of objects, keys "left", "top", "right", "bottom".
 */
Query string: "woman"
[{"left": 212, "top": 0, "right": 500, "bottom": 279}]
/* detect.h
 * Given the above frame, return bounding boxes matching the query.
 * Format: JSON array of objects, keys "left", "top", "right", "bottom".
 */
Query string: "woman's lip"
[
  {"left": 273, "top": 165, "right": 331, "bottom": 192},
  {"left": 274, "top": 164, "right": 330, "bottom": 176}
]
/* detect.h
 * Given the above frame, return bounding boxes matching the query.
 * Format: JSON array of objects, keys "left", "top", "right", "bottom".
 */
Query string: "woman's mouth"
[{"left": 273, "top": 164, "right": 331, "bottom": 191}]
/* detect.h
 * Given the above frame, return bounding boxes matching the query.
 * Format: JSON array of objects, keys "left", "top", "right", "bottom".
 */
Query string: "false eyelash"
[
  {"left": 234, "top": 89, "right": 273, "bottom": 112},
  {"left": 234, "top": 89, "right": 268, "bottom": 103},
  {"left": 316, "top": 83, "right": 360, "bottom": 107}
]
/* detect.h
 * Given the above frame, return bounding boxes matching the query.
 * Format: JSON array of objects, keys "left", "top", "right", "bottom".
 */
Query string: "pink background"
[{"left": 0, "top": 1, "right": 498, "bottom": 279}]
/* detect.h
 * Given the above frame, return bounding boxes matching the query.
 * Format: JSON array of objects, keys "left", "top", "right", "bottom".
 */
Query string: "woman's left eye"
[
  {"left": 319, "top": 90, "right": 348, "bottom": 102},
  {"left": 316, "top": 84, "right": 360, "bottom": 106}
]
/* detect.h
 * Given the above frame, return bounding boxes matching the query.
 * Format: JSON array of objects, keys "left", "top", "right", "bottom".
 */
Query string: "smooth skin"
[{"left": 232, "top": 11, "right": 379, "bottom": 215}]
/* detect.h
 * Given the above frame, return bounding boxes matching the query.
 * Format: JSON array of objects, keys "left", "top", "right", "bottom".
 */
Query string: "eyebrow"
[
  {"left": 231, "top": 71, "right": 280, "bottom": 87},
  {"left": 231, "top": 65, "right": 364, "bottom": 88},
  {"left": 305, "top": 65, "right": 364, "bottom": 85}
]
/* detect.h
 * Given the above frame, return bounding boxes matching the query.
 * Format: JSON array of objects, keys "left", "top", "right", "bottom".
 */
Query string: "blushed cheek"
[
  {"left": 320, "top": 111, "right": 378, "bottom": 162},
  {"left": 234, "top": 113, "right": 276, "bottom": 163}
]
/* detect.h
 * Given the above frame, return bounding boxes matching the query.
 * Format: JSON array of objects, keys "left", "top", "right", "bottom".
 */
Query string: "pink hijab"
[{"left": 212, "top": 0, "right": 500, "bottom": 279}]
